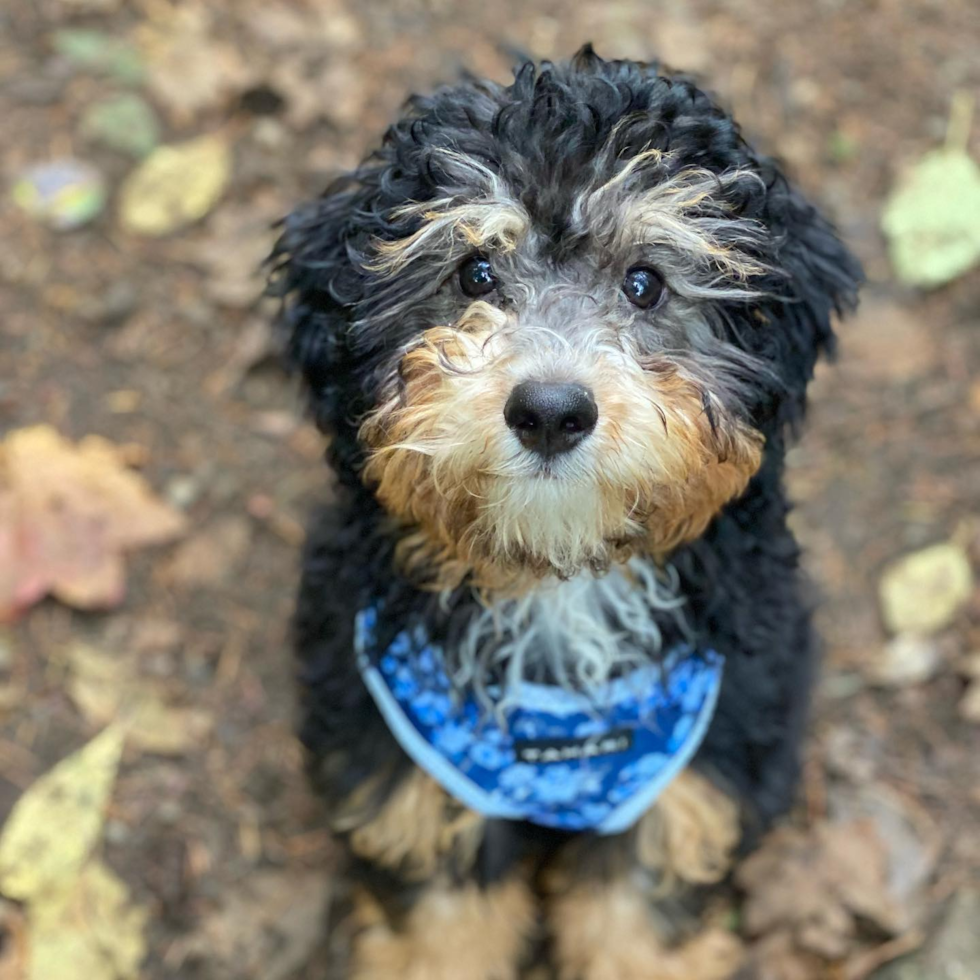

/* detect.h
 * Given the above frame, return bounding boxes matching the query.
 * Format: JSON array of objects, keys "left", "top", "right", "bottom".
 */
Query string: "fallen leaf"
[
  {"left": 241, "top": 1, "right": 315, "bottom": 48},
  {"left": 51, "top": 29, "right": 144, "bottom": 84},
  {"left": 827, "top": 783, "right": 939, "bottom": 910},
  {"left": 241, "top": 0, "right": 361, "bottom": 50},
  {"left": 80, "top": 94, "right": 159, "bottom": 158},
  {"left": 870, "top": 888, "right": 980, "bottom": 980},
  {"left": 881, "top": 148, "right": 980, "bottom": 287},
  {"left": 170, "top": 870, "right": 330, "bottom": 980},
  {"left": 0, "top": 726, "right": 123, "bottom": 901},
  {"left": 186, "top": 203, "right": 281, "bottom": 308},
  {"left": 133, "top": 2, "right": 253, "bottom": 125},
  {"left": 10, "top": 159, "right": 106, "bottom": 230},
  {"left": 269, "top": 59, "right": 367, "bottom": 131},
  {"left": 118, "top": 135, "right": 232, "bottom": 237},
  {"left": 0, "top": 426, "right": 186, "bottom": 621},
  {"left": 865, "top": 634, "right": 943, "bottom": 688},
  {"left": 28, "top": 860, "right": 147, "bottom": 980},
  {"left": 737, "top": 820, "right": 907, "bottom": 962},
  {"left": 878, "top": 543, "right": 973, "bottom": 635},
  {"left": 162, "top": 516, "right": 252, "bottom": 588},
  {"left": 67, "top": 644, "right": 212, "bottom": 756}
]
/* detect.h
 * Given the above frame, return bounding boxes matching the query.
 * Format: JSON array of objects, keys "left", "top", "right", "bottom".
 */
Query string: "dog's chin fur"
[{"left": 360, "top": 307, "right": 764, "bottom": 595}]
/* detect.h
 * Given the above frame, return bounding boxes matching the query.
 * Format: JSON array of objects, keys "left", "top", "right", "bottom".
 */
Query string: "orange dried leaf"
[{"left": 0, "top": 426, "right": 186, "bottom": 621}]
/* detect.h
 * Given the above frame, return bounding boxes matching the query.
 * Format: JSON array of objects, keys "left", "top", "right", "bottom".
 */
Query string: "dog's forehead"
[{"left": 430, "top": 144, "right": 687, "bottom": 254}]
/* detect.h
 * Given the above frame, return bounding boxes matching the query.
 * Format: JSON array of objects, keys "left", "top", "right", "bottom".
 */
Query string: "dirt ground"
[{"left": 1, "top": 1, "right": 979, "bottom": 978}]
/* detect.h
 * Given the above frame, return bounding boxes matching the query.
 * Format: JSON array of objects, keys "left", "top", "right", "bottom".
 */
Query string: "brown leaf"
[
  {"left": 827, "top": 783, "right": 940, "bottom": 911},
  {"left": 269, "top": 59, "right": 368, "bottom": 131},
  {"left": 162, "top": 516, "right": 252, "bottom": 589},
  {"left": 185, "top": 202, "right": 281, "bottom": 309},
  {"left": 134, "top": 3, "right": 254, "bottom": 125},
  {"left": 240, "top": 0, "right": 361, "bottom": 52},
  {"left": 0, "top": 427, "right": 186, "bottom": 622},
  {"left": 737, "top": 820, "right": 907, "bottom": 962},
  {"left": 170, "top": 870, "right": 330, "bottom": 980}
]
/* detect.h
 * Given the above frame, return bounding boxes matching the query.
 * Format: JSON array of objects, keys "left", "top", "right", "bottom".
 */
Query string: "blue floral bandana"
[{"left": 355, "top": 604, "right": 724, "bottom": 834}]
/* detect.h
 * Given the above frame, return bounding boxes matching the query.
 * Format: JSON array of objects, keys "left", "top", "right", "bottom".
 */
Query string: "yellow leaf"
[
  {"left": 0, "top": 727, "right": 123, "bottom": 901},
  {"left": 879, "top": 543, "right": 974, "bottom": 636},
  {"left": 118, "top": 134, "right": 231, "bottom": 236},
  {"left": 28, "top": 860, "right": 147, "bottom": 980},
  {"left": 881, "top": 148, "right": 980, "bottom": 288}
]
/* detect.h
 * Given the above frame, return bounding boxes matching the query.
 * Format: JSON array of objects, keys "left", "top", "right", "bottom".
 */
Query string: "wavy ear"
[
  {"left": 268, "top": 178, "right": 372, "bottom": 484},
  {"left": 753, "top": 160, "right": 863, "bottom": 434}
]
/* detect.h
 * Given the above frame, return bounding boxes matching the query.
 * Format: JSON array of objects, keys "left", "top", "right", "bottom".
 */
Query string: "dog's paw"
[
  {"left": 559, "top": 927, "right": 742, "bottom": 980},
  {"left": 347, "top": 880, "right": 534, "bottom": 980},
  {"left": 549, "top": 878, "right": 743, "bottom": 980}
]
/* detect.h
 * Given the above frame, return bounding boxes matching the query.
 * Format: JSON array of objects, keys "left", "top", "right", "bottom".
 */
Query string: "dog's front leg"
[
  {"left": 333, "top": 768, "right": 536, "bottom": 980},
  {"left": 544, "top": 770, "right": 744, "bottom": 980}
]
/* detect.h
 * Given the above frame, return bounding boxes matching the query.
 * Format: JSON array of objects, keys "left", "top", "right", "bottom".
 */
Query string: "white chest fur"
[{"left": 452, "top": 559, "right": 689, "bottom": 696}]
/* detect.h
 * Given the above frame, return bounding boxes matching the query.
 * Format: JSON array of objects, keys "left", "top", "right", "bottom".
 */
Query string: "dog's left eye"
[
  {"left": 458, "top": 255, "right": 497, "bottom": 297},
  {"left": 622, "top": 266, "right": 665, "bottom": 309}
]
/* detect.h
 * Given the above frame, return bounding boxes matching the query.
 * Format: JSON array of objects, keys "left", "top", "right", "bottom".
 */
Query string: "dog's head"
[{"left": 272, "top": 47, "right": 861, "bottom": 593}]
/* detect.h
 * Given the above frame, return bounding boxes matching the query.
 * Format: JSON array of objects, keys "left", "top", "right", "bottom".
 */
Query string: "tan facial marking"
[{"left": 361, "top": 307, "right": 763, "bottom": 593}]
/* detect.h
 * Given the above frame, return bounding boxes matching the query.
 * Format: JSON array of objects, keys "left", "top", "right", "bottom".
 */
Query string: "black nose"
[{"left": 504, "top": 381, "right": 598, "bottom": 458}]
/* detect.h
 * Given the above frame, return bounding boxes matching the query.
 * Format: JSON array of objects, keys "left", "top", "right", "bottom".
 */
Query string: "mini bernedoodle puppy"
[{"left": 270, "top": 46, "right": 862, "bottom": 980}]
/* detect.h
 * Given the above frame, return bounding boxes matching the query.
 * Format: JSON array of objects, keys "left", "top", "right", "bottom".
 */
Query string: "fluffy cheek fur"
[{"left": 360, "top": 304, "right": 764, "bottom": 591}]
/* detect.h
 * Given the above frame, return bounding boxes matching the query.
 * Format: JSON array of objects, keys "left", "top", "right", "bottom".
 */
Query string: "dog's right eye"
[
  {"left": 622, "top": 266, "right": 665, "bottom": 310},
  {"left": 458, "top": 256, "right": 497, "bottom": 297}
]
